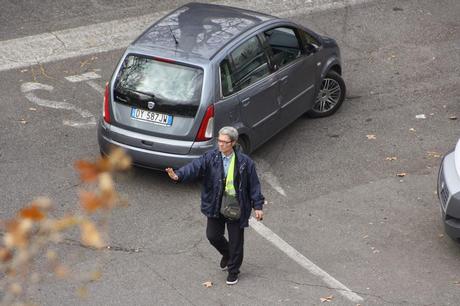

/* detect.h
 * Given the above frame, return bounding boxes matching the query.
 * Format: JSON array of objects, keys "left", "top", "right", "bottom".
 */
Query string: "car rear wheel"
[
  {"left": 236, "top": 136, "right": 249, "bottom": 154},
  {"left": 307, "top": 71, "right": 346, "bottom": 118}
]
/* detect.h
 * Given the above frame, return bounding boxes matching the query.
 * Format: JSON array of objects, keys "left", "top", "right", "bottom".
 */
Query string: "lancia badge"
[{"left": 147, "top": 101, "right": 155, "bottom": 110}]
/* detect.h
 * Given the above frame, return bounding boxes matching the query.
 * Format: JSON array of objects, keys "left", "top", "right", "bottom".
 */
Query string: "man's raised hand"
[{"left": 165, "top": 168, "right": 179, "bottom": 181}]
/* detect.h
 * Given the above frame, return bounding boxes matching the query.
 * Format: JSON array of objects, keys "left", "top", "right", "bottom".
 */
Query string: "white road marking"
[
  {"left": 85, "top": 80, "right": 105, "bottom": 95},
  {"left": 0, "top": 0, "right": 374, "bottom": 72},
  {"left": 256, "top": 158, "right": 287, "bottom": 197},
  {"left": 261, "top": 172, "right": 287, "bottom": 197},
  {"left": 249, "top": 217, "right": 364, "bottom": 303},
  {"left": 65, "top": 71, "right": 101, "bottom": 82},
  {"left": 20, "top": 82, "right": 96, "bottom": 127},
  {"left": 62, "top": 119, "right": 96, "bottom": 127}
]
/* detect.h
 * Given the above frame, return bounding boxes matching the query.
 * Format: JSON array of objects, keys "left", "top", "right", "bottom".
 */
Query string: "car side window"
[
  {"left": 220, "top": 58, "right": 234, "bottom": 96},
  {"left": 264, "top": 27, "right": 301, "bottom": 69},
  {"left": 299, "top": 29, "right": 321, "bottom": 54},
  {"left": 220, "top": 36, "right": 270, "bottom": 96}
]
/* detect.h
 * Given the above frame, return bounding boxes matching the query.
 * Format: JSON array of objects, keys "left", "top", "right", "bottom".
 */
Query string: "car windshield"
[{"left": 115, "top": 55, "right": 203, "bottom": 106}]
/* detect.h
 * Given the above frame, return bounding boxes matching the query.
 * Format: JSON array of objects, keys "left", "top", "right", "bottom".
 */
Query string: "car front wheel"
[{"left": 307, "top": 70, "right": 346, "bottom": 118}]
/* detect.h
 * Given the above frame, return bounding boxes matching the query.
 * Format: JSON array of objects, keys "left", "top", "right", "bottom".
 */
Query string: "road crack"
[
  {"left": 49, "top": 32, "right": 67, "bottom": 50},
  {"left": 63, "top": 238, "right": 142, "bottom": 254}
]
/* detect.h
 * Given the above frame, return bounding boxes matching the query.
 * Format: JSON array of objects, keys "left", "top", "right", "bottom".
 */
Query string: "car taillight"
[
  {"left": 103, "top": 82, "right": 110, "bottom": 123},
  {"left": 196, "top": 105, "right": 214, "bottom": 141}
]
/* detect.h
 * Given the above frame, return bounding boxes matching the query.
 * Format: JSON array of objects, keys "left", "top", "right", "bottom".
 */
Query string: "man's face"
[{"left": 217, "top": 134, "right": 235, "bottom": 155}]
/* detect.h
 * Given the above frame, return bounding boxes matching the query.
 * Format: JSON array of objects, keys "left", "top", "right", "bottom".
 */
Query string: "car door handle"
[
  {"left": 241, "top": 97, "right": 250, "bottom": 107},
  {"left": 141, "top": 140, "right": 153, "bottom": 146},
  {"left": 280, "top": 75, "right": 288, "bottom": 84}
]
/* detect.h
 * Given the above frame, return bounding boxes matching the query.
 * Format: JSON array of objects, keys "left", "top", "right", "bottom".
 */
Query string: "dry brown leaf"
[
  {"left": 409, "top": 128, "right": 416, "bottom": 132},
  {"left": 320, "top": 295, "right": 334, "bottom": 302},
  {"left": 107, "top": 147, "right": 132, "bottom": 170},
  {"left": 427, "top": 151, "right": 441, "bottom": 158},
  {"left": 77, "top": 286, "right": 88, "bottom": 299},
  {"left": 54, "top": 264, "right": 70, "bottom": 279},
  {"left": 202, "top": 281, "right": 213, "bottom": 288},
  {"left": 0, "top": 247, "right": 13, "bottom": 262},
  {"left": 52, "top": 216, "right": 79, "bottom": 231},
  {"left": 33, "top": 197, "right": 52, "bottom": 209},
  {"left": 29, "top": 107, "right": 37, "bottom": 111},
  {"left": 74, "top": 160, "right": 101, "bottom": 182},
  {"left": 3, "top": 219, "right": 32, "bottom": 248},
  {"left": 80, "top": 220, "right": 105, "bottom": 248},
  {"left": 19, "top": 204, "right": 45, "bottom": 221},
  {"left": 385, "top": 156, "right": 397, "bottom": 161},
  {"left": 46, "top": 250, "right": 58, "bottom": 261},
  {"left": 80, "top": 191, "right": 105, "bottom": 213},
  {"left": 366, "top": 134, "right": 376, "bottom": 140},
  {"left": 99, "top": 173, "right": 114, "bottom": 193},
  {"left": 388, "top": 54, "right": 396, "bottom": 60},
  {"left": 97, "top": 156, "right": 112, "bottom": 172},
  {"left": 396, "top": 172, "right": 407, "bottom": 177},
  {"left": 31, "top": 272, "right": 41, "bottom": 283},
  {"left": 9, "top": 283, "right": 22, "bottom": 296},
  {"left": 89, "top": 270, "right": 102, "bottom": 282}
]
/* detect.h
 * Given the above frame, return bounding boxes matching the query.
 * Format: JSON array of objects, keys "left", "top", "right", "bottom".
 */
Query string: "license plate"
[{"left": 130, "top": 108, "right": 173, "bottom": 126}]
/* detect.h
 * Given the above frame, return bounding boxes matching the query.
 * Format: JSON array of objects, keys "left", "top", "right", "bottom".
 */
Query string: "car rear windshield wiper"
[{"left": 123, "top": 88, "right": 156, "bottom": 99}]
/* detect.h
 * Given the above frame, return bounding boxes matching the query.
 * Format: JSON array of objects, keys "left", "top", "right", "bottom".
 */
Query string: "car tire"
[
  {"left": 236, "top": 137, "right": 249, "bottom": 154},
  {"left": 307, "top": 70, "right": 346, "bottom": 118}
]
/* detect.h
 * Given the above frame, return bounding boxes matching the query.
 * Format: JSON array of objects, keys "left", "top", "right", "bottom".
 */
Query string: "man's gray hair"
[{"left": 219, "top": 126, "right": 238, "bottom": 142}]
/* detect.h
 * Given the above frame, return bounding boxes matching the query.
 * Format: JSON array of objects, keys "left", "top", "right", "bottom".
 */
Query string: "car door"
[
  {"left": 221, "top": 35, "right": 279, "bottom": 148},
  {"left": 263, "top": 26, "right": 318, "bottom": 125}
]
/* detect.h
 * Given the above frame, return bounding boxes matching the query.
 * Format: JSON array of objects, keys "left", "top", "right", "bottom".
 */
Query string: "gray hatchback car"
[{"left": 98, "top": 2, "right": 346, "bottom": 169}]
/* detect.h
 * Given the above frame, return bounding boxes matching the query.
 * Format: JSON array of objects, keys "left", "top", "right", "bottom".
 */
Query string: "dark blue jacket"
[{"left": 175, "top": 148, "right": 264, "bottom": 228}]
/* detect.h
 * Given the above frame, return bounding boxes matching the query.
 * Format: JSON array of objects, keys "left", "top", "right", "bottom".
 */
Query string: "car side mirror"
[{"left": 305, "top": 43, "right": 319, "bottom": 54}]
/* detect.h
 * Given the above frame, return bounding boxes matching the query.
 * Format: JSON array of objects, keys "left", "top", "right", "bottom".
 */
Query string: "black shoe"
[
  {"left": 226, "top": 273, "right": 238, "bottom": 285},
  {"left": 220, "top": 255, "right": 229, "bottom": 271}
]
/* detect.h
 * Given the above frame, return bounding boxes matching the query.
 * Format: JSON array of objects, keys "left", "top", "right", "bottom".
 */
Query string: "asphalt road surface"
[{"left": 1, "top": 0, "right": 460, "bottom": 305}]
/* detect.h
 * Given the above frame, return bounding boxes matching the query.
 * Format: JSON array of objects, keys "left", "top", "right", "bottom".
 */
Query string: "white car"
[{"left": 438, "top": 138, "right": 460, "bottom": 240}]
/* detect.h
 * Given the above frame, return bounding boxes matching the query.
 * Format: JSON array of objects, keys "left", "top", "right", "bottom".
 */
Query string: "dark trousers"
[{"left": 206, "top": 215, "right": 244, "bottom": 275}]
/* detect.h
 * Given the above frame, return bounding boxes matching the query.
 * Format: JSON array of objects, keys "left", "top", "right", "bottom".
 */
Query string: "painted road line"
[
  {"left": 65, "top": 71, "right": 101, "bottom": 83},
  {"left": 64, "top": 71, "right": 105, "bottom": 95},
  {"left": 261, "top": 172, "right": 287, "bottom": 197},
  {"left": 85, "top": 80, "right": 105, "bottom": 95},
  {"left": 21, "top": 82, "right": 96, "bottom": 127},
  {"left": 249, "top": 217, "right": 364, "bottom": 303},
  {"left": 256, "top": 158, "right": 287, "bottom": 197},
  {"left": 0, "top": 0, "right": 374, "bottom": 72}
]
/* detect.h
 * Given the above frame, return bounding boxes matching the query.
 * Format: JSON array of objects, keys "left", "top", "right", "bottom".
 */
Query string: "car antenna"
[{"left": 169, "top": 26, "right": 179, "bottom": 46}]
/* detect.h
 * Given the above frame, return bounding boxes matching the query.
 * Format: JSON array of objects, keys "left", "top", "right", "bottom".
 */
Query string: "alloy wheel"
[{"left": 313, "top": 78, "right": 342, "bottom": 113}]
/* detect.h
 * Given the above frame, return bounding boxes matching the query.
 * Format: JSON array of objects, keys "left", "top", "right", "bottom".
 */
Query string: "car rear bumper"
[
  {"left": 438, "top": 150, "right": 460, "bottom": 240},
  {"left": 97, "top": 119, "right": 214, "bottom": 170}
]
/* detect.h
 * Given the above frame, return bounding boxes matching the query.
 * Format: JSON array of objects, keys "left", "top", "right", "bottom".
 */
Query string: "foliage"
[{"left": 0, "top": 148, "right": 131, "bottom": 304}]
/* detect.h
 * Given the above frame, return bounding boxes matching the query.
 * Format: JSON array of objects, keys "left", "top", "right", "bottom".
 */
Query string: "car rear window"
[{"left": 114, "top": 54, "right": 204, "bottom": 117}]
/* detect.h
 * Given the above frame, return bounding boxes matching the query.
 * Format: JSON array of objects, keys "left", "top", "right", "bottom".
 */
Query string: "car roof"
[{"left": 132, "top": 2, "right": 277, "bottom": 61}]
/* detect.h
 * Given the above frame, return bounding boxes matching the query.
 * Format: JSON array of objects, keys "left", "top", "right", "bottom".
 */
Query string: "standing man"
[{"left": 166, "top": 126, "right": 264, "bottom": 285}]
